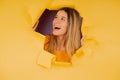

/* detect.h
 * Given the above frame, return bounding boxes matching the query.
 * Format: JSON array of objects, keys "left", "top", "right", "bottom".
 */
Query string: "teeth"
[{"left": 55, "top": 27, "right": 60, "bottom": 29}]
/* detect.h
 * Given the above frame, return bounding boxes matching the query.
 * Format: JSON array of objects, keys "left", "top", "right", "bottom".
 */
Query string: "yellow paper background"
[{"left": 0, "top": 0, "right": 120, "bottom": 80}]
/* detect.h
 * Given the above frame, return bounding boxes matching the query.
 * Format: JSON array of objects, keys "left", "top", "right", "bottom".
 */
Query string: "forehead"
[{"left": 56, "top": 10, "right": 67, "bottom": 18}]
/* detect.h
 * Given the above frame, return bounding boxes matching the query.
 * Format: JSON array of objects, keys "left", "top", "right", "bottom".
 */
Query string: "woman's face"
[{"left": 52, "top": 10, "right": 68, "bottom": 36}]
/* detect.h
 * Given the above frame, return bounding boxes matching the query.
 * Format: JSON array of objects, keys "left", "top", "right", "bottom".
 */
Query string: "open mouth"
[{"left": 54, "top": 27, "right": 61, "bottom": 30}]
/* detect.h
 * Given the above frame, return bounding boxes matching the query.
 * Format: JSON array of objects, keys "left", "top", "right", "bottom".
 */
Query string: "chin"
[
  {"left": 53, "top": 34, "right": 60, "bottom": 36},
  {"left": 52, "top": 32, "right": 58, "bottom": 35},
  {"left": 53, "top": 33, "right": 62, "bottom": 36}
]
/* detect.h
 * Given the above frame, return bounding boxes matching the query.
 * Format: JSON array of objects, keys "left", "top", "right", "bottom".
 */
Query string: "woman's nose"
[{"left": 54, "top": 18, "right": 60, "bottom": 24}]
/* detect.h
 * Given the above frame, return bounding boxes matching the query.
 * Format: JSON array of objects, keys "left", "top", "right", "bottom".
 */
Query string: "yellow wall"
[{"left": 0, "top": 0, "right": 120, "bottom": 80}]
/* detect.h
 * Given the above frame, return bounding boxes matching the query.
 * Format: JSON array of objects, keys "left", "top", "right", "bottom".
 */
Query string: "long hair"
[{"left": 47, "top": 7, "right": 83, "bottom": 57}]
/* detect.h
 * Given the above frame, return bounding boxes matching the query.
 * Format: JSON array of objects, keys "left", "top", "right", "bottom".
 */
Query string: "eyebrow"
[
  {"left": 55, "top": 15, "right": 67, "bottom": 19},
  {"left": 61, "top": 16, "right": 67, "bottom": 19}
]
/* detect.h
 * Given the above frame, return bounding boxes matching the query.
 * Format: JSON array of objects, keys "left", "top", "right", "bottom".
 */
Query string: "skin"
[{"left": 52, "top": 10, "right": 68, "bottom": 51}]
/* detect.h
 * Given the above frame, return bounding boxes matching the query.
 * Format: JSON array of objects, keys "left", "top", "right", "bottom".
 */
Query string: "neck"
[{"left": 56, "top": 35, "right": 66, "bottom": 51}]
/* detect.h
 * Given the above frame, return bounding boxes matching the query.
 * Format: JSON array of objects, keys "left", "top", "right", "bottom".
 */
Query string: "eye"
[
  {"left": 61, "top": 17, "right": 65, "bottom": 21},
  {"left": 54, "top": 15, "right": 58, "bottom": 19}
]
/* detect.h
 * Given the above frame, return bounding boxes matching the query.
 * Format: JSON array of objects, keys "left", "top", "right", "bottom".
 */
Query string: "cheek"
[
  {"left": 62, "top": 23, "right": 68, "bottom": 33},
  {"left": 52, "top": 20, "right": 55, "bottom": 27}
]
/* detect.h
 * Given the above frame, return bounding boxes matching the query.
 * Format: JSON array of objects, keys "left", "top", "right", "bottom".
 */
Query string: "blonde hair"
[{"left": 47, "top": 7, "right": 83, "bottom": 57}]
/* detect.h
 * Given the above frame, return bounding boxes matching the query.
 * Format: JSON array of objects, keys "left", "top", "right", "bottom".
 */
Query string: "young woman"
[{"left": 44, "top": 7, "right": 83, "bottom": 62}]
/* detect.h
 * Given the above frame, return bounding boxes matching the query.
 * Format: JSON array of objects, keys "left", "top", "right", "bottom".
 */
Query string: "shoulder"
[
  {"left": 45, "top": 34, "right": 51, "bottom": 39},
  {"left": 45, "top": 35, "right": 51, "bottom": 43}
]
